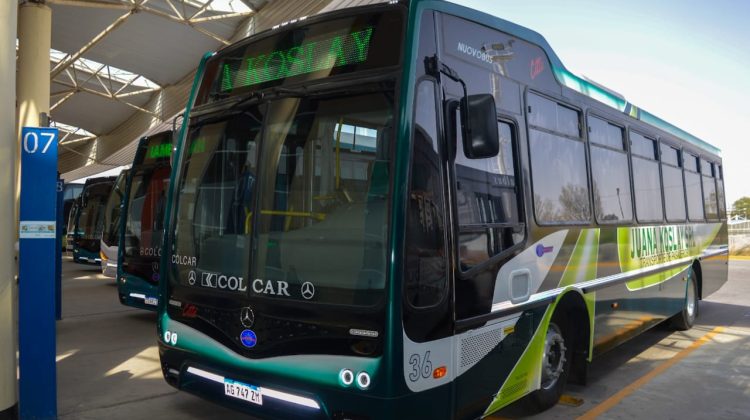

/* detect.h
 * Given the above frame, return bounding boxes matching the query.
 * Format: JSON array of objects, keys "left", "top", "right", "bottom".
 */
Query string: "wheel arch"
[
  {"left": 691, "top": 259, "right": 703, "bottom": 300},
  {"left": 551, "top": 288, "right": 591, "bottom": 386}
]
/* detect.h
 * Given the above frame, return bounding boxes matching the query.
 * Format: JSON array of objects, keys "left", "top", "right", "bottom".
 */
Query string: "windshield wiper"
[
  {"left": 227, "top": 86, "right": 309, "bottom": 111},
  {"left": 196, "top": 87, "right": 309, "bottom": 120}
]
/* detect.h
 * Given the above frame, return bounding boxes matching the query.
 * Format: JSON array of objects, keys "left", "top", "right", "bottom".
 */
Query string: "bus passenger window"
[
  {"left": 630, "top": 131, "right": 663, "bottom": 222},
  {"left": 405, "top": 81, "right": 447, "bottom": 308},
  {"left": 589, "top": 116, "right": 632, "bottom": 223},
  {"left": 527, "top": 93, "right": 590, "bottom": 224},
  {"left": 684, "top": 153, "right": 704, "bottom": 221},
  {"left": 454, "top": 121, "right": 523, "bottom": 269},
  {"left": 702, "top": 160, "right": 719, "bottom": 220},
  {"left": 716, "top": 165, "right": 726, "bottom": 219},
  {"left": 660, "top": 144, "right": 686, "bottom": 222}
]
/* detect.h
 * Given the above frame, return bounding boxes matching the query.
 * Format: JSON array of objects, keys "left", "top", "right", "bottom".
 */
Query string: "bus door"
[{"left": 449, "top": 114, "right": 526, "bottom": 417}]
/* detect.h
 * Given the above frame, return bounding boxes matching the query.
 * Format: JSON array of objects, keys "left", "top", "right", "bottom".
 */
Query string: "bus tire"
[
  {"left": 670, "top": 268, "right": 698, "bottom": 331},
  {"left": 526, "top": 316, "right": 572, "bottom": 412}
]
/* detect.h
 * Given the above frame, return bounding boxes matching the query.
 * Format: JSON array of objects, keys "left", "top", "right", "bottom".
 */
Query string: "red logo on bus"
[{"left": 530, "top": 57, "right": 544, "bottom": 80}]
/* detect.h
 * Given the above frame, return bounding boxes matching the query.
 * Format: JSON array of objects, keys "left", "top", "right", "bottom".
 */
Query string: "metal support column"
[
  {"left": 17, "top": 2, "right": 51, "bottom": 132},
  {"left": 0, "top": 1, "right": 18, "bottom": 418}
]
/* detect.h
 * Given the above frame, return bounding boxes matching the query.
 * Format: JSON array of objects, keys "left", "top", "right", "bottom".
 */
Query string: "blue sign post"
[{"left": 18, "top": 127, "right": 59, "bottom": 419}]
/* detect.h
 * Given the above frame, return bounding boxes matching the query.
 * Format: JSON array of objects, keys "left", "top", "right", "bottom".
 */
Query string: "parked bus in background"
[
  {"left": 100, "top": 170, "right": 129, "bottom": 277},
  {"left": 62, "top": 182, "right": 84, "bottom": 251},
  {"left": 66, "top": 196, "right": 82, "bottom": 253},
  {"left": 118, "top": 131, "right": 173, "bottom": 310},
  {"left": 157, "top": 2, "right": 728, "bottom": 418},
  {"left": 70, "top": 176, "right": 117, "bottom": 265}
]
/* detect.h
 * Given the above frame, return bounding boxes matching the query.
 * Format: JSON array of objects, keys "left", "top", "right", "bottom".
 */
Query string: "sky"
[{"left": 452, "top": 0, "right": 750, "bottom": 208}]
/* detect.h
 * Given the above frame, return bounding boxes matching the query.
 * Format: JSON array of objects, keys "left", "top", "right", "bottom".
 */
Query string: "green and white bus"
[
  {"left": 157, "top": 1, "right": 728, "bottom": 418},
  {"left": 101, "top": 170, "right": 129, "bottom": 277},
  {"left": 117, "top": 131, "right": 172, "bottom": 310},
  {"left": 70, "top": 176, "right": 118, "bottom": 265}
]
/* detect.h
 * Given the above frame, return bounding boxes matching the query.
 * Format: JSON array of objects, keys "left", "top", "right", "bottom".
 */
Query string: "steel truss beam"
[{"left": 47, "top": 0, "right": 256, "bottom": 147}]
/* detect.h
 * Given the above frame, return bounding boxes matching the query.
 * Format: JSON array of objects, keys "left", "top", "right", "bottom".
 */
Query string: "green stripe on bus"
[
  {"left": 483, "top": 305, "right": 554, "bottom": 415},
  {"left": 484, "top": 229, "right": 601, "bottom": 415},
  {"left": 558, "top": 229, "right": 599, "bottom": 363}
]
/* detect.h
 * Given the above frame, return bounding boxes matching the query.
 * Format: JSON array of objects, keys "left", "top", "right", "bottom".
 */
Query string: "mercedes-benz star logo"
[
  {"left": 301, "top": 282, "right": 315, "bottom": 300},
  {"left": 240, "top": 307, "right": 255, "bottom": 328},
  {"left": 188, "top": 270, "right": 196, "bottom": 285}
]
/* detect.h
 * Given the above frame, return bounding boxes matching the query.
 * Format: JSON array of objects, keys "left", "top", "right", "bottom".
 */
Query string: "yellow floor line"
[{"left": 577, "top": 326, "right": 725, "bottom": 420}]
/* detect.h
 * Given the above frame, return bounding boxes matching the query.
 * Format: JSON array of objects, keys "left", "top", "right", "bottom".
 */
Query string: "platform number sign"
[
  {"left": 18, "top": 127, "right": 59, "bottom": 419},
  {"left": 23, "top": 129, "right": 56, "bottom": 154}
]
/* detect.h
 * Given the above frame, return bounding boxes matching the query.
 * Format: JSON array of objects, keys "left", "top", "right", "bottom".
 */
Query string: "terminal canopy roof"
[{"left": 40, "top": 0, "right": 399, "bottom": 180}]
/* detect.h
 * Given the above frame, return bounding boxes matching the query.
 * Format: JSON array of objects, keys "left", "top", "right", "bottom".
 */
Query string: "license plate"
[
  {"left": 144, "top": 297, "right": 158, "bottom": 306},
  {"left": 224, "top": 379, "right": 262, "bottom": 405}
]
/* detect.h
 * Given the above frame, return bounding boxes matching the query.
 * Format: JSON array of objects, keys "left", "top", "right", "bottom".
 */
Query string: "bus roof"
[{"left": 437, "top": 0, "right": 721, "bottom": 155}]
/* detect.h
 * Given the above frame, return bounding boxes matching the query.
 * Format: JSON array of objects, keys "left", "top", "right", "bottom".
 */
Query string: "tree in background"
[{"left": 731, "top": 197, "right": 750, "bottom": 219}]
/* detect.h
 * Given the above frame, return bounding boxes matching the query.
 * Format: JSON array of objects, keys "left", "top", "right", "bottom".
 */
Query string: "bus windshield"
[
  {"left": 78, "top": 180, "right": 115, "bottom": 240},
  {"left": 168, "top": 89, "right": 394, "bottom": 307},
  {"left": 67, "top": 198, "right": 81, "bottom": 236},
  {"left": 122, "top": 164, "right": 170, "bottom": 284},
  {"left": 101, "top": 171, "right": 128, "bottom": 247}
]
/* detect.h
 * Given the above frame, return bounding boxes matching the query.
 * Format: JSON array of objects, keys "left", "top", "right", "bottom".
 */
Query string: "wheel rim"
[
  {"left": 540, "top": 323, "right": 566, "bottom": 390},
  {"left": 686, "top": 277, "right": 696, "bottom": 321}
]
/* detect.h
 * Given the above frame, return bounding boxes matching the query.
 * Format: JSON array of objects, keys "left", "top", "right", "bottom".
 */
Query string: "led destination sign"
[
  {"left": 146, "top": 139, "right": 205, "bottom": 161},
  {"left": 196, "top": 10, "right": 404, "bottom": 105},
  {"left": 221, "top": 27, "right": 374, "bottom": 92},
  {"left": 148, "top": 143, "right": 172, "bottom": 160}
]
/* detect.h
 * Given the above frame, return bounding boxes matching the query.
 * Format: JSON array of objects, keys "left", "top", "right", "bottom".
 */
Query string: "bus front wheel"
[
  {"left": 670, "top": 269, "right": 698, "bottom": 331},
  {"left": 526, "top": 317, "right": 572, "bottom": 411}
]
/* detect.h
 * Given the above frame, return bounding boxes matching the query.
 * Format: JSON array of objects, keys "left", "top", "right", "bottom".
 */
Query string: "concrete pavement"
[{"left": 56, "top": 257, "right": 750, "bottom": 419}]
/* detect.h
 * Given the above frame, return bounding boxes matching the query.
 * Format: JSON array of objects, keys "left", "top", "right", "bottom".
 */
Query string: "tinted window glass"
[
  {"left": 556, "top": 104, "right": 579, "bottom": 137},
  {"left": 527, "top": 92, "right": 556, "bottom": 130},
  {"left": 684, "top": 154, "right": 698, "bottom": 172},
  {"left": 632, "top": 157, "right": 663, "bottom": 222},
  {"left": 64, "top": 184, "right": 84, "bottom": 201},
  {"left": 662, "top": 165, "right": 686, "bottom": 221},
  {"left": 253, "top": 93, "right": 393, "bottom": 306},
  {"left": 78, "top": 181, "right": 115, "bottom": 240},
  {"left": 455, "top": 121, "right": 522, "bottom": 268},
  {"left": 717, "top": 179, "right": 726, "bottom": 219},
  {"left": 630, "top": 132, "right": 656, "bottom": 159},
  {"left": 591, "top": 145, "right": 632, "bottom": 223},
  {"left": 589, "top": 116, "right": 624, "bottom": 150},
  {"left": 660, "top": 144, "right": 680, "bottom": 166},
  {"left": 101, "top": 172, "right": 127, "bottom": 247},
  {"left": 685, "top": 171, "right": 703, "bottom": 221},
  {"left": 531, "top": 131, "right": 590, "bottom": 223},
  {"left": 528, "top": 93, "right": 579, "bottom": 137},
  {"left": 703, "top": 175, "right": 718, "bottom": 220},
  {"left": 405, "top": 81, "right": 446, "bottom": 308},
  {"left": 122, "top": 166, "right": 171, "bottom": 284},
  {"left": 700, "top": 159, "right": 712, "bottom": 175}
]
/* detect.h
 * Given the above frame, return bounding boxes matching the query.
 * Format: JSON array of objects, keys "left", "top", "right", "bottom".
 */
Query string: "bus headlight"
[
  {"left": 356, "top": 371, "right": 370, "bottom": 390},
  {"left": 339, "top": 369, "right": 354, "bottom": 386}
]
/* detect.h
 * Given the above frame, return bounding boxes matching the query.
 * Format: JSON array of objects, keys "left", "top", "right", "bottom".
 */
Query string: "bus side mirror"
[{"left": 461, "top": 94, "right": 499, "bottom": 159}]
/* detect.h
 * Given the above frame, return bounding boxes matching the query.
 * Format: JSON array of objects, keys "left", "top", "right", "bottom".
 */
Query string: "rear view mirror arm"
[{"left": 425, "top": 55, "right": 471, "bottom": 154}]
